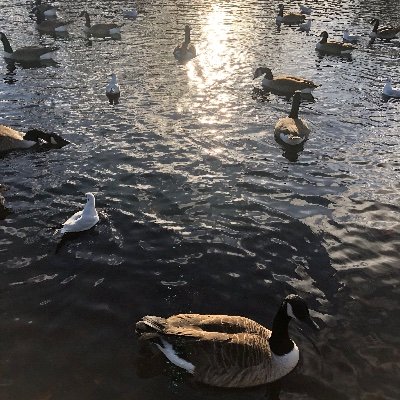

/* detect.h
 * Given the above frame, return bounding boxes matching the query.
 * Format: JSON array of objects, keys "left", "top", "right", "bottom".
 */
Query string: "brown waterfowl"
[
  {"left": 0, "top": 125, "right": 69, "bottom": 152},
  {"left": 316, "top": 31, "right": 356, "bottom": 55},
  {"left": 136, "top": 294, "right": 318, "bottom": 388},
  {"left": 173, "top": 25, "right": 196, "bottom": 61},
  {"left": 369, "top": 18, "right": 400, "bottom": 41},
  {"left": 0, "top": 32, "right": 58, "bottom": 62},
  {"left": 274, "top": 92, "right": 310, "bottom": 146},
  {"left": 253, "top": 67, "right": 319, "bottom": 95},
  {"left": 35, "top": 9, "right": 71, "bottom": 34},
  {"left": 276, "top": 4, "right": 305, "bottom": 25},
  {"left": 80, "top": 11, "right": 121, "bottom": 38}
]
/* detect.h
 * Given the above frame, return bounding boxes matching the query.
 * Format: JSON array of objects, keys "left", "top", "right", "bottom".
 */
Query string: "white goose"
[
  {"left": 106, "top": 73, "right": 120, "bottom": 105},
  {"left": 136, "top": 294, "right": 319, "bottom": 387},
  {"left": 383, "top": 78, "right": 400, "bottom": 98},
  {"left": 61, "top": 193, "right": 99, "bottom": 234}
]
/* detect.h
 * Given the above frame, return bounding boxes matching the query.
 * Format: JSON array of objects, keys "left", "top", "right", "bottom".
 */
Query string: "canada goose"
[
  {"left": 106, "top": 73, "right": 120, "bottom": 105},
  {"left": 253, "top": 67, "right": 319, "bottom": 95},
  {"left": 0, "top": 125, "right": 69, "bottom": 152},
  {"left": 0, "top": 32, "right": 59, "bottom": 62},
  {"left": 33, "top": 0, "right": 57, "bottom": 18},
  {"left": 136, "top": 294, "right": 318, "bottom": 387},
  {"left": 276, "top": 4, "right": 305, "bottom": 25},
  {"left": 369, "top": 18, "right": 400, "bottom": 40},
  {"left": 342, "top": 29, "right": 359, "bottom": 43},
  {"left": 316, "top": 31, "right": 356, "bottom": 55},
  {"left": 61, "top": 193, "right": 99, "bottom": 234},
  {"left": 299, "top": 4, "right": 312, "bottom": 15},
  {"left": 299, "top": 19, "right": 312, "bottom": 33},
  {"left": 274, "top": 92, "right": 310, "bottom": 146},
  {"left": 173, "top": 25, "right": 196, "bottom": 62},
  {"left": 383, "top": 78, "right": 400, "bottom": 98},
  {"left": 35, "top": 9, "right": 71, "bottom": 34},
  {"left": 80, "top": 11, "right": 121, "bottom": 38}
]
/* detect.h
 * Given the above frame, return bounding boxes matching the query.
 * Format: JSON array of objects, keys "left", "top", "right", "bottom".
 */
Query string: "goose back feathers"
[{"left": 136, "top": 295, "right": 318, "bottom": 388}]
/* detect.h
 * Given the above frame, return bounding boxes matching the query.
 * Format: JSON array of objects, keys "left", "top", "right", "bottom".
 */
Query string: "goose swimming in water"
[
  {"left": 61, "top": 193, "right": 99, "bottom": 234},
  {"left": 316, "top": 31, "right": 356, "bottom": 55},
  {"left": 274, "top": 92, "right": 310, "bottom": 146},
  {"left": 34, "top": 9, "right": 71, "bottom": 34},
  {"left": 276, "top": 4, "right": 305, "bottom": 25},
  {"left": 0, "top": 32, "right": 59, "bottom": 62},
  {"left": 382, "top": 78, "right": 400, "bottom": 98},
  {"left": 136, "top": 294, "right": 318, "bottom": 387},
  {"left": 32, "top": 0, "right": 57, "bottom": 18},
  {"left": 80, "top": 11, "right": 122, "bottom": 38},
  {"left": 369, "top": 18, "right": 400, "bottom": 41},
  {"left": 173, "top": 25, "right": 196, "bottom": 62},
  {"left": 106, "top": 73, "right": 120, "bottom": 105},
  {"left": 0, "top": 125, "right": 69, "bottom": 152},
  {"left": 253, "top": 67, "right": 319, "bottom": 95}
]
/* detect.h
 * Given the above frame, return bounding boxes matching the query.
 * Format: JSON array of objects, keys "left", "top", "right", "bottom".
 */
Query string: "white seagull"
[
  {"left": 106, "top": 73, "right": 120, "bottom": 105},
  {"left": 61, "top": 193, "right": 99, "bottom": 233},
  {"left": 383, "top": 78, "right": 400, "bottom": 98}
]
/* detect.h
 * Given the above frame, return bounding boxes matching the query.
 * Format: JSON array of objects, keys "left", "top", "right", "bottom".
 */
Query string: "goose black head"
[
  {"left": 253, "top": 67, "right": 273, "bottom": 80},
  {"left": 284, "top": 294, "right": 319, "bottom": 330},
  {"left": 320, "top": 31, "right": 329, "bottom": 38}
]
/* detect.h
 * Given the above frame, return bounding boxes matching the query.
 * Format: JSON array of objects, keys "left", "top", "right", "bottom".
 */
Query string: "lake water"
[{"left": 1, "top": 0, "right": 399, "bottom": 399}]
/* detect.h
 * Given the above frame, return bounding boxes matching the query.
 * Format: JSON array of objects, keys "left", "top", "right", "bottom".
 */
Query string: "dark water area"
[{"left": 1, "top": 0, "right": 400, "bottom": 399}]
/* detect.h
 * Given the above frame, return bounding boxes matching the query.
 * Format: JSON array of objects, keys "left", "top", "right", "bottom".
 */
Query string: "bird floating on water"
[
  {"left": 32, "top": 0, "right": 57, "bottom": 18},
  {"left": 61, "top": 193, "right": 99, "bottom": 234},
  {"left": 316, "top": 31, "right": 356, "bottom": 55},
  {"left": 253, "top": 67, "right": 319, "bottom": 95},
  {"left": 173, "top": 25, "right": 196, "bottom": 62},
  {"left": 299, "top": 19, "right": 312, "bottom": 33},
  {"left": 276, "top": 4, "right": 306, "bottom": 25},
  {"left": 123, "top": 5, "right": 138, "bottom": 19},
  {"left": 106, "top": 73, "right": 121, "bottom": 105},
  {"left": 369, "top": 18, "right": 400, "bottom": 41},
  {"left": 342, "top": 29, "right": 359, "bottom": 43},
  {"left": 0, "top": 32, "right": 59, "bottom": 62},
  {"left": 136, "top": 294, "right": 319, "bottom": 387},
  {"left": 34, "top": 8, "right": 71, "bottom": 34},
  {"left": 274, "top": 92, "right": 310, "bottom": 146},
  {"left": 383, "top": 78, "right": 400, "bottom": 98},
  {"left": 80, "top": 11, "right": 122, "bottom": 38},
  {"left": 0, "top": 125, "right": 69, "bottom": 152}
]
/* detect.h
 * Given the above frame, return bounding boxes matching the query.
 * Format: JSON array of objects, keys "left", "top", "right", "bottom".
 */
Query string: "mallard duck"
[
  {"left": 342, "top": 29, "right": 359, "bottom": 43},
  {"left": 136, "top": 294, "right": 318, "bottom": 387},
  {"left": 106, "top": 73, "right": 120, "bottom": 105},
  {"left": 383, "top": 78, "right": 400, "bottom": 98},
  {"left": 316, "top": 31, "right": 356, "bottom": 55},
  {"left": 276, "top": 4, "right": 305, "bottom": 25},
  {"left": 35, "top": 9, "right": 71, "bottom": 34},
  {"left": 369, "top": 18, "right": 400, "bottom": 40},
  {"left": 173, "top": 25, "right": 196, "bottom": 61},
  {"left": 80, "top": 11, "right": 121, "bottom": 38},
  {"left": 299, "top": 4, "right": 312, "bottom": 15},
  {"left": 253, "top": 67, "right": 319, "bottom": 95},
  {"left": 61, "top": 193, "right": 99, "bottom": 234},
  {"left": 0, "top": 125, "right": 69, "bottom": 152},
  {"left": 33, "top": 0, "right": 57, "bottom": 18},
  {"left": 274, "top": 92, "right": 310, "bottom": 146},
  {"left": 0, "top": 32, "right": 59, "bottom": 62}
]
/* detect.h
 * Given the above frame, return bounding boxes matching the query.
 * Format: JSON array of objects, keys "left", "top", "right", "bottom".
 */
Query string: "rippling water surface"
[{"left": 1, "top": 0, "right": 400, "bottom": 399}]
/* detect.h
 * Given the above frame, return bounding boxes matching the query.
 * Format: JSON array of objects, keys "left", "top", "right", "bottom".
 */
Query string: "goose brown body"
[
  {"left": 370, "top": 18, "right": 400, "bottom": 40},
  {"left": 276, "top": 4, "right": 305, "bottom": 25},
  {"left": 316, "top": 31, "right": 355, "bottom": 55},
  {"left": 80, "top": 11, "right": 121, "bottom": 37}
]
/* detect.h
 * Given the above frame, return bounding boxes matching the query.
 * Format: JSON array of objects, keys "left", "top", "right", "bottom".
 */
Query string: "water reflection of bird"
[
  {"left": 0, "top": 125, "right": 69, "bottom": 152},
  {"left": 136, "top": 294, "right": 318, "bottom": 388},
  {"left": 276, "top": 4, "right": 305, "bottom": 25},
  {"left": 369, "top": 18, "right": 400, "bottom": 41},
  {"left": 0, "top": 32, "right": 59, "bottom": 62},
  {"left": 274, "top": 92, "right": 310, "bottom": 146},
  {"left": 253, "top": 67, "right": 319, "bottom": 96},
  {"left": 316, "top": 31, "right": 356, "bottom": 55},
  {"left": 173, "top": 25, "right": 196, "bottom": 62},
  {"left": 60, "top": 193, "right": 99, "bottom": 234}
]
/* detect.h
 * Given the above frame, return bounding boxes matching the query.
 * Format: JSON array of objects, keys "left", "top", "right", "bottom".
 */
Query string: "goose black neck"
[
  {"left": 269, "top": 303, "right": 293, "bottom": 355},
  {"left": 184, "top": 29, "right": 191, "bottom": 44},
  {"left": 320, "top": 35, "right": 327, "bottom": 44},
  {"left": 289, "top": 94, "right": 301, "bottom": 119},
  {"left": 0, "top": 34, "right": 13, "bottom": 54},
  {"left": 36, "top": 10, "right": 45, "bottom": 24},
  {"left": 373, "top": 19, "right": 379, "bottom": 32},
  {"left": 278, "top": 7, "right": 284, "bottom": 17},
  {"left": 84, "top": 13, "right": 91, "bottom": 28}
]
